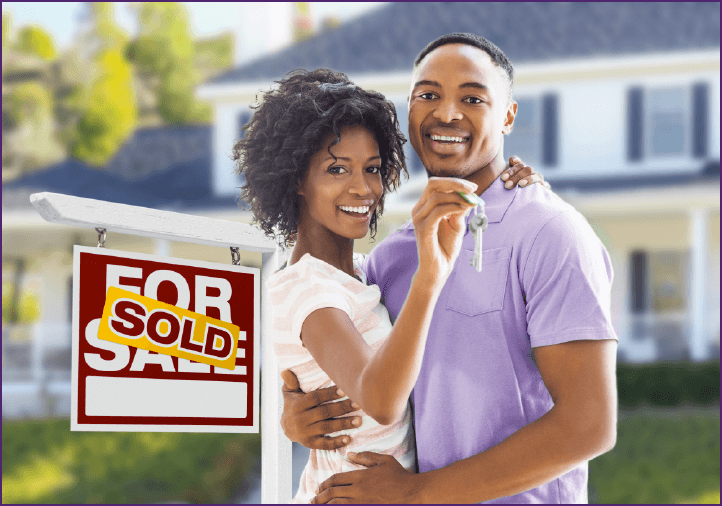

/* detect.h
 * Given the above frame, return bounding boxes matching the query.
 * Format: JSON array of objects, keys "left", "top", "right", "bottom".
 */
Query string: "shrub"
[{"left": 617, "top": 361, "right": 720, "bottom": 408}]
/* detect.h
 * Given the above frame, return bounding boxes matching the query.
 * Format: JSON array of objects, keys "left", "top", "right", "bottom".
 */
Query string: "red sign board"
[{"left": 71, "top": 246, "right": 259, "bottom": 433}]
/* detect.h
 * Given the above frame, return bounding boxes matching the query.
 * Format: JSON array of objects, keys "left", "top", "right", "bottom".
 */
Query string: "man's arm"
[
  {"left": 280, "top": 155, "right": 548, "bottom": 450},
  {"left": 280, "top": 370, "right": 362, "bottom": 450},
  {"left": 313, "top": 338, "right": 617, "bottom": 504}
]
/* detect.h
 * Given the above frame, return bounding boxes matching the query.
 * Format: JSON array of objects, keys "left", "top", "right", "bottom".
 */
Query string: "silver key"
[{"left": 468, "top": 202, "right": 488, "bottom": 272}]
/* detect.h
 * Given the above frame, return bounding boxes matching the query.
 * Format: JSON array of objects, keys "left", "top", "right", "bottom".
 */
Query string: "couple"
[{"left": 234, "top": 33, "right": 618, "bottom": 504}]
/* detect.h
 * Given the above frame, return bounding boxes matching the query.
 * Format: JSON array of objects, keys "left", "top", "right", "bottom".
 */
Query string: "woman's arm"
[{"left": 302, "top": 177, "right": 478, "bottom": 425}]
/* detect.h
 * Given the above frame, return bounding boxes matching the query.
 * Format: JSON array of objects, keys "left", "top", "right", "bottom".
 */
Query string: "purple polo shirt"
[{"left": 363, "top": 176, "right": 618, "bottom": 504}]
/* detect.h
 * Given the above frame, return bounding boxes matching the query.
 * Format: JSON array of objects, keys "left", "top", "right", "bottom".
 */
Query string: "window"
[
  {"left": 646, "top": 87, "right": 688, "bottom": 157},
  {"left": 505, "top": 94, "right": 559, "bottom": 168},
  {"left": 630, "top": 250, "right": 689, "bottom": 314},
  {"left": 629, "top": 249, "right": 690, "bottom": 360},
  {"left": 506, "top": 97, "right": 542, "bottom": 167},
  {"left": 626, "top": 83, "right": 709, "bottom": 161},
  {"left": 238, "top": 111, "right": 251, "bottom": 140},
  {"left": 235, "top": 110, "right": 252, "bottom": 186}
]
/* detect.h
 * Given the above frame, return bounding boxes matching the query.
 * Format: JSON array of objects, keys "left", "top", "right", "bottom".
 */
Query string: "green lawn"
[
  {"left": 2, "top": 409, "right": 718, "bottom": 504},
  {"left": 2, "top": 418, "right": 261, "bottom": 504},
  {"left": 589, "top": 407, "right": 720, "bottom": 504}
]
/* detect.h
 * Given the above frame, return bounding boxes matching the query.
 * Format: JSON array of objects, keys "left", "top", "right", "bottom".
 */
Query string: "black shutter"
[
  {"left": 542, "top": 94, "right": 558, "bottom": 166},
  {"left": 692, "top": 82, "right": 709, "bottom": 158},
  {"left": 630, "top": 251, "right": 648, "bottom": 313},
  {"left": 627, "top": 87, "right": 644, "bottom": 161}
]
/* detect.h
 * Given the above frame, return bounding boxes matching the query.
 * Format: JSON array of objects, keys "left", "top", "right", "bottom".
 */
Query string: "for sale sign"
[{"left": 71, "top": 246, "right": 259, "bottom": 433}]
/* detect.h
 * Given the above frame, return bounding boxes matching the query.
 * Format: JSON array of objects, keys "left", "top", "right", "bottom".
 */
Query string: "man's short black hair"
[{"left": 414, "top": 33, "right": 514, "bottom": 99}]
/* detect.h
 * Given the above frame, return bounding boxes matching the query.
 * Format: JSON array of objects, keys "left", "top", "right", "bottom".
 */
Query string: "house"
[
  {"left": 198, "top": 2, "right": 721, "bottom": 363},
  {"left": 2, "top": 2, "right": 719, "bottom": 419},
  {"left": 1, "top": 124, "right": 258, "bottom": 418}
]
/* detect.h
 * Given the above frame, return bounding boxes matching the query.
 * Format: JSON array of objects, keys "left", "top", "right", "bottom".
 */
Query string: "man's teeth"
[
  {"left": 339, "top": 206, "right": 370, "bottom": 214},
  {"left": 431, "top": 135, "right": 465, "bottom": 143}
]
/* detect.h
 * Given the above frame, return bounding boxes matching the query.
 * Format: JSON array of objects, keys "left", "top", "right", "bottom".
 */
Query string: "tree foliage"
[
  {"left": 2, "top": 12, "right": 10, "bottom": 47},
  {"left": 16, "top": 25, "right": 57, "bottom": 60},
  {"left": 86, "top": 2, "right": 129, "bottom": 52},
  {"left": 4, "top": 82, "right": 52, "bottom": 127},
  {"left": 128, "top": 2, "right": 212, "bottom": 125},
  {"left": 71, "top": 49, "right": 137, "bottom": 166}
]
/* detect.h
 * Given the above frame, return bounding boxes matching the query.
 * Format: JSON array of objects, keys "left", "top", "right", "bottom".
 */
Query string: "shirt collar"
[{"left": 404, "top": 176, "right": 517, "bottom": 230}]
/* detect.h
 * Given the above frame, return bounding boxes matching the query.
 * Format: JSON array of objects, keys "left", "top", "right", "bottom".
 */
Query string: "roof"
[
  {"left": 208, "top": 2, "right": 720, "bottom": 85},
  {"left": 2, "top": 125, "right": 245, "bottom": 212}
]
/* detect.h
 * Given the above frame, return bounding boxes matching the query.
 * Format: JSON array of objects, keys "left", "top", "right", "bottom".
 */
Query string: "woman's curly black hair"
[{"left": 232, "top": 68, "right": 408, "bottom": 247}]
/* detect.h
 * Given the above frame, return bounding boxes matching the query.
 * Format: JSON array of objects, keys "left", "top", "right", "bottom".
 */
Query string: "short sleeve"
[
  {"left": 267, "top": 259, "right": 353, "bottom": 347},
  {"left": 521, "top": 210, "right": 618, "bottom": 347}
]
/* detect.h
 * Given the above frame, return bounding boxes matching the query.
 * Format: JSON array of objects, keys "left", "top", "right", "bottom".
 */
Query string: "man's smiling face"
[{"left": 408, "top": 43, "right": 517, "bottom": 186}]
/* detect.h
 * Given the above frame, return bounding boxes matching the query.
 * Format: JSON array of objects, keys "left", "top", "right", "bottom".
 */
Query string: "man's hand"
[
  {"left": 501, "top": 156, "right": 551, "bottom": 190},
  {"left": 312, "top": 452, "right": 420, "bottom": 504},
  {"left": 280, "top": 370, "right": 362, "bottom": 450}
]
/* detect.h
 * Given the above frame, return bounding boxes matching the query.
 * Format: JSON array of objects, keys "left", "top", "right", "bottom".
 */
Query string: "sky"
[{"left": 2, "top": 2, "right": 385, "bottom": 62}]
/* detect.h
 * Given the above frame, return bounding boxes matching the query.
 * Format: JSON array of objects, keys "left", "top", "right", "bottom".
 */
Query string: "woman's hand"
[
  {"left": 501, "top": 156, "right": 551, "bottom": 190},
  {"left": 411, "top": 177, "right": 478, "bottom": 287}
]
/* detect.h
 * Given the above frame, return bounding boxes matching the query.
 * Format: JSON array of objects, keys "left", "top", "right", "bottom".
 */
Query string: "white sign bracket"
[{"left": 30, "top": 192, "right": 292, "bottom": 504}]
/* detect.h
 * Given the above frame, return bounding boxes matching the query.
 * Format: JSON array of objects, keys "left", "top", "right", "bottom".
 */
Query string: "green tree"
[
  {"left": 2, "top": 12, "right": 10, "bottom": 47},
  {"left": 3, "top": 82, "right": 65, "bottom": 172},
  {"left": 4, "top": 82, "right": 52, "bottom": 127},
  {"left": 128, "top": 2, "right": 211, "bottom": 125},
  {"left": 71, "top": 49, "right": 137, "bottom": 166},
  {"left": 84, "top": 2, "right": 130, "bottom": 54},
  {"left": 16, "top": 25, "right": 57, "bottom": 60}
]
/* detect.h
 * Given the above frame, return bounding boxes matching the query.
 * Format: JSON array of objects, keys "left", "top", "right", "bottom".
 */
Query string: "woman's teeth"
[
  {"left": 339, "top": 206, "right": 370, "bottom": 214},
  {"left": 430, "top": 135, "right": 465, "bottom": 143}
]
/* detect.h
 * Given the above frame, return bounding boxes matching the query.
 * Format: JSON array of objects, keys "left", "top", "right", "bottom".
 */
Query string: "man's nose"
[{"left": 432, "top": 98, "right": 463, "bottom": 123}]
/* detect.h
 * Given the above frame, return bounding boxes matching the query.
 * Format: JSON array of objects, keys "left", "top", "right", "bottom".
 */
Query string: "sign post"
[{"left": 31, "top": 192, "right": 292, "bottom": 502}]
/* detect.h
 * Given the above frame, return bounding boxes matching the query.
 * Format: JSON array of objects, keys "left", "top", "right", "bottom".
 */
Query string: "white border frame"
[{"left": 70, "top": 245, "right": 260, "bottom": 434}]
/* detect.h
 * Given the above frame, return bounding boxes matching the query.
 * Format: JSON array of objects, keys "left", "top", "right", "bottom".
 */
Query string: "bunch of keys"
[{"left": 459, "top": 192, "right": 488, "bottom": 272}]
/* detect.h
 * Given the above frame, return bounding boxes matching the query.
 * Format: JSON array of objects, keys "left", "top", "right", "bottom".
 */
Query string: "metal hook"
[
  {"left": 230, "top": 247, "right": 240, "bottom": 265},
  {"left": 95, "top": 228, "right": 106, "bottom": 248}
]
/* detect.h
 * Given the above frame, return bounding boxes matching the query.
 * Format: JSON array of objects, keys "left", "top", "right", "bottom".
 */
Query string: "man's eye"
[
  {"left": 464, "top": 97, "right": 483, "bottom": 104},
  {"left": 366, "top": 166, "right": 381, "bottom": 174},
  {"left": 419, "top": 92, "right": 436, "bottom": 100}
]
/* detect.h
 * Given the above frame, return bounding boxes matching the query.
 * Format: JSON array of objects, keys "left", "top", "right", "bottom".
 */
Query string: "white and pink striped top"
[{"left": 267, "top": 252, "right": 416, "bottom": 503}]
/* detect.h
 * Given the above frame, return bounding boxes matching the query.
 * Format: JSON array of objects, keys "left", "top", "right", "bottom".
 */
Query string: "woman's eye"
[
  {"left": 419, "top": 92, "right": 436, "bottom": 100},
  {"left": 328, "top": 166, "right": 346, "bottom": 174},
  {"left": 464, "top": 97, "right": 483, "bottom": 104},
  {"left": 366, "top": 166, "right": 381, "bottom": 174}
]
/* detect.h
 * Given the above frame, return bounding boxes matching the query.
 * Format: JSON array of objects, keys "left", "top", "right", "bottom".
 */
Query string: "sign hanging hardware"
[
  {"left": 230, "top": 247, "right": 241, "bottom": 265},
  {"left": 95, "top": 228, "right": 107, "bottom": 248}
]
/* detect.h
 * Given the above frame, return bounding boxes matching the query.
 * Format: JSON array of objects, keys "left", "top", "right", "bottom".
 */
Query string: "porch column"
[
  {"left": 689, "top": 208, "right": 708, "bottom": 361},
  {"left": 155, "top": 238, "right": 170, "bottom": 257}
]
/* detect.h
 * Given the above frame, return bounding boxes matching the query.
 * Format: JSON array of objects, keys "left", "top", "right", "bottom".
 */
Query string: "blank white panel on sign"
[{"left": 86, "top": 376, "right": 247, "bottom": 418}]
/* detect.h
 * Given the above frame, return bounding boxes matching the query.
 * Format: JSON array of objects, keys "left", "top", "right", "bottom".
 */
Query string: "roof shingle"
[{"left": 208, "top": 2, "right": 720, "bottom": 85}]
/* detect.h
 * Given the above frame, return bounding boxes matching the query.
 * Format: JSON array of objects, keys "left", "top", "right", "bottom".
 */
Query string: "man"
[{"left": 282, "top": 33, "right": 618, "bottom": 503}]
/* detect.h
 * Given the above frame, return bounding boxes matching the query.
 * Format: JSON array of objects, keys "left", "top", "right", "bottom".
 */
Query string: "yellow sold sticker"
[{"left": 98, "top": 286, "right": 240, "bottom": 370}]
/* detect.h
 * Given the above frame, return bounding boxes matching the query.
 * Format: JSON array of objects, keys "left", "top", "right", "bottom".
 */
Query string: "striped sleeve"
[{"left": 267, "top": 260, "right": 353, "bottom": 347}]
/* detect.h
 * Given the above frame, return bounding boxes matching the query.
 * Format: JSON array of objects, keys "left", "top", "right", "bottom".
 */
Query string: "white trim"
[
  {"left": 30, "top": 192, "right": 276, "bottom": 252},
  {"left": 198, "top": 49, "right": 719, "bottom": 103},
  {"left": 689, "top": 208, "right": 709, "bottom": 361}
]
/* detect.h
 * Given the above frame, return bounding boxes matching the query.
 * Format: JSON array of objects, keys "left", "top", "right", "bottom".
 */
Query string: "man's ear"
[{"left": 502, "top": 100, "right": 517, "bottom": 135}]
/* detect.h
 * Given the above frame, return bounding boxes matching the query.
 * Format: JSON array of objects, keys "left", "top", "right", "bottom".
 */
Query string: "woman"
[{"left": 233, "top": 68, "right": 539, "bottom": 503}]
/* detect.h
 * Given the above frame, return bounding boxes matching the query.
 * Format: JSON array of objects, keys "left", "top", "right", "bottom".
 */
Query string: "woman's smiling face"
[{"left": 297, "top": 125, "right": 384, "bottom": 241}]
